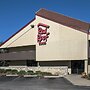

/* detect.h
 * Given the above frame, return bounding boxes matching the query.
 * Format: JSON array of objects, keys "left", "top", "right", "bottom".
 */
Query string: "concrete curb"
[
  {"left": 24, "top": 75, "right": 37, "bottom": 77},
  {"left": 44, "top": 75, "right": 62, "bottom": 78},
  {"left": 6, "top": 74, "right": 18, "bottom": 76}
]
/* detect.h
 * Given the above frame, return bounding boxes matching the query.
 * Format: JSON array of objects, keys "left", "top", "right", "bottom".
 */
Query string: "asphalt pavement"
[{"left": 0, "top": 76, "right": 90, "bottom": 90}]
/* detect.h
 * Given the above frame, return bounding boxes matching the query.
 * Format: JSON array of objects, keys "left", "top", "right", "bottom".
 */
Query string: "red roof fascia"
[{"left": 36, "top": 14, "right": 89, "bottom": 34}]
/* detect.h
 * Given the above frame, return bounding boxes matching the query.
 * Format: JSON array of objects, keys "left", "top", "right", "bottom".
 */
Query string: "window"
[
  {"left": 27, "top": 60, "right": 37, "bottom": 66},
  {"left": 0, "top": 60, "right": 10, "bottom": 66},
  {"left": 0, "top": 48, "right": 9, "bottom": 53}
]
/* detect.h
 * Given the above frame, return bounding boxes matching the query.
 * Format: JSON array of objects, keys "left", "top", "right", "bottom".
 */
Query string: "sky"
[{"left": 0, "top": 0, "right": 90, "bottom": 42}]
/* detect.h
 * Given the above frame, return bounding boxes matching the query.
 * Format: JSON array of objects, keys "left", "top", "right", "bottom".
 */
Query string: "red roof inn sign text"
[{"left": 37, "top": 23, "right": 50, "bottom": 45}]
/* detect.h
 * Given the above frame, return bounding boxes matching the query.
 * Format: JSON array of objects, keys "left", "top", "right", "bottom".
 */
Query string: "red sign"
[{"left": 37, "top": 23, "right": 50, "bottom": 45}]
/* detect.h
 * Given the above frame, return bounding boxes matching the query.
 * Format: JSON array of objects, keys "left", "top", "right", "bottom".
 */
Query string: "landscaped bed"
[{"left": 0, "top": 69, "right": 60, "bottom": 78}]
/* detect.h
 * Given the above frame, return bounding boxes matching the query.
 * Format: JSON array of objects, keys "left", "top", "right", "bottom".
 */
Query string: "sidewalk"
[{"left": 64, "top": 74, "right": 90, "bottom": 86}]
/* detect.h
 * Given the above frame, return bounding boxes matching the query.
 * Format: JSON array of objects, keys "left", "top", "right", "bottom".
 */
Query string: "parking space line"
[{"left": 12, "top": 76, "right": 21, "bottom": 81}]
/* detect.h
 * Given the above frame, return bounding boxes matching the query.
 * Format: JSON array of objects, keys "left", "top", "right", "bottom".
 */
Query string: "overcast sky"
[{"left": 0, "top": 0, "right": 90, "bottom": 42}]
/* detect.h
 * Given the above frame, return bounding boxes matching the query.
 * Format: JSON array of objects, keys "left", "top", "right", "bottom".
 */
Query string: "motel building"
[{"left": 0, "top": 9, "right": 90, "bottom": 75}]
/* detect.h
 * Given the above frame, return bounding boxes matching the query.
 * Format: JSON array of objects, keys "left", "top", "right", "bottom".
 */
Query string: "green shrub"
[
  {"left": 41, "top": 72, "right": 52, "bottom": 76},
  {"left": 0, "top": 69, "right": 6, "bottom": 74},
  {"left": 18, "top": 70, "right": 27, "bottom": 76},
  {"left": 0, "top": 69, "right": 18, "bottom": 75},
  {"left": 27, "top": 70, "right": 34, "bottom": 75},
  {"left": 35, "top": 71, "right": 52, "bottom": 77},
  {"left": 11, "top": 69, "right": 18, "bottom": 74},
  {"left": 35, "top": 71, "right": 42, "bottom": 74},
  {"left": 5, "top": 69, "right": 12, "bottom": 74},
  {"left": 5, "top": 69, "right": 12, "bottom": 72},
  {"left": 35, "top": 71, "right": 43, "bottom": 77}
]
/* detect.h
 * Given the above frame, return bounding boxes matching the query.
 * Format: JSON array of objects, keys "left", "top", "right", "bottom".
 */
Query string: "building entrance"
[{"left": 71, "top": 60, "right": 84, "bottom": 74}]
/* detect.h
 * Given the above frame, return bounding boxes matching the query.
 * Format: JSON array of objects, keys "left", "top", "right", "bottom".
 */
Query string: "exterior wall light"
[{"left": 30, "top": 25, "right": 34, "bottom": 28}]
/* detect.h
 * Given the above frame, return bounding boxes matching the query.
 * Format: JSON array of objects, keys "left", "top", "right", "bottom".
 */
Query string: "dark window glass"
[
  {"left": 0, "top": 48, "right": 9, "bottom": 53},
  {"left": 0, "top": 60, "right": 10, "bottom": 66},
  {"left": 27, "top": 60, "right": 37, "bottom": 66}
]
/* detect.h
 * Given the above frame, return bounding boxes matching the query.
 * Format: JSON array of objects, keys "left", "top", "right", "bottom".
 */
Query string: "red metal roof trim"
[
  {"left": 36, "top": 9, "right": 90, "bottom": 34},
  {"left": 0, "top": 18, "right": 35, "bottom": 47},
  {"left": 37, "top": 14, "right": 89, "bottom": 34}
]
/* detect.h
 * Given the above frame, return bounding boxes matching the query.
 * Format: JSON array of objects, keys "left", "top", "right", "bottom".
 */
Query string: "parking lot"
[{"left": 0, "top": 76, "right": 90, "bottom": 90}]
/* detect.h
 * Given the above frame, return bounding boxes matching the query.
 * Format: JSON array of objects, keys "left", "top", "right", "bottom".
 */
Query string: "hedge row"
[{"left": 0, "top": 69, "right": 53, "bottom": 76}]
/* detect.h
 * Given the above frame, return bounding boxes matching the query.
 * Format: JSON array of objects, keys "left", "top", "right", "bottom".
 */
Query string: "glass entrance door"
[{"left": 71, "top": 60, "right": 84, "bottom": 74}]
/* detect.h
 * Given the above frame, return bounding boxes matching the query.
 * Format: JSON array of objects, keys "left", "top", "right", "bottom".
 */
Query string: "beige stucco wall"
[
  {"left": 36, "top": 16, "right": 88, "bottom": 61},
  {"left": 0, "top": 15, "right": 88, "bottom": 61},
  {"left": 0, "top": 20, "right": 36, "bottom": 48},
  {"left": 9, "top": 45, "right": 35, "bottom": 52},
  {"left": 88, "top": 65, "right": 90, "bottom": 73}
]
